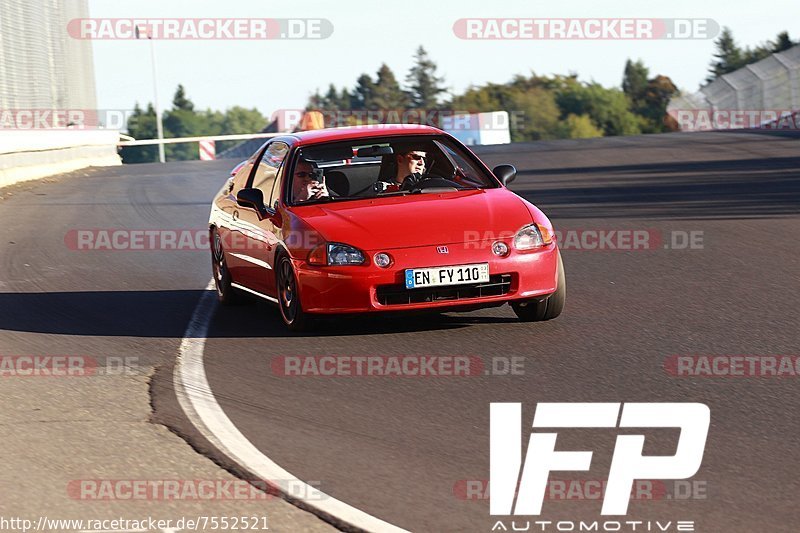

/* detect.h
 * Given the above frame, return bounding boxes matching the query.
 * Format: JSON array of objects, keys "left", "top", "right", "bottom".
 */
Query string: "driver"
[
  {"left": 394, "top": 148, "right": 427, "bottom": 187},
  {"left": 374, "top": 146, "right": 428, "bottom": 193}
]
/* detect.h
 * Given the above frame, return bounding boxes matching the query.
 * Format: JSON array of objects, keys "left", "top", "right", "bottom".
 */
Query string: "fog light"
[
  {"left": 492, "top": 241, "right": 509, "bottom": 256},
  {"left": 374, "top": 252, "right": 392, "bottom": 268}
]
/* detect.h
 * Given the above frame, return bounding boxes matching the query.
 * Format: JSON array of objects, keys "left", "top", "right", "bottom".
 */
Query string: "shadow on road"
[{"left": 0, "top": 290, "right": 516, "bottom": 338}]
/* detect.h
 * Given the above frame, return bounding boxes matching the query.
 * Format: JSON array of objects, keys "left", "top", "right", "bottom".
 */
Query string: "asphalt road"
[{"left": 2, "top": 130, "right": 799, "bottom": 532}]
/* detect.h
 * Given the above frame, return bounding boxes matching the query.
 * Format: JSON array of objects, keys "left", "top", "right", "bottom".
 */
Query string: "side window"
[
  {"left": 268, "top": 149, "right": 293, "bottom": 207},
  {"left": 231, "top": 159, "right": 254, "bottom": 192},
  {"left": 229, "top": 146, "right": 264, "bottom": 194},
  {"left": 439, "top": 141, "right": 494, "bottom": 188},
  {"left": 248, "top": 141, "right": 289, "bottom": 206}
]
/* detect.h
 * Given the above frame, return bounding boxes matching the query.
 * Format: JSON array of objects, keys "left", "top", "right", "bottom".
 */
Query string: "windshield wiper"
[
  {"left": 377, "top": 190, "right": 412, "bottom": 197},
  {"left": 295, "top": 196, "right": 351, "bottom": 206}
]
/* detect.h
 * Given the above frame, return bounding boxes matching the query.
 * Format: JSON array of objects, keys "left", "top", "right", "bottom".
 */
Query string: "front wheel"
[
  {"left": 276, "top": 254, "right": 312, "bottom": 332},
  {"left": 512, "top": 250, "right": 565, "bottom": 322},
  {"left": 211, "top": 228, "right": 247, "bottom": 305}
]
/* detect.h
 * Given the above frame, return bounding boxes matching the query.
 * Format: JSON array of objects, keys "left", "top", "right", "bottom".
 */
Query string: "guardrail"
[
  {"left": 116, "top": 132, "right": 280, "bottom": 147},
  {"left": 0, "top": 130, "right": 121, "bottom": 189}
]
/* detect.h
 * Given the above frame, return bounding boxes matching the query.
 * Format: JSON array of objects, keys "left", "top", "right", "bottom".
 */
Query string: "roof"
[{"left": 288, "top": 124, "right": 445, "bottom": 145}]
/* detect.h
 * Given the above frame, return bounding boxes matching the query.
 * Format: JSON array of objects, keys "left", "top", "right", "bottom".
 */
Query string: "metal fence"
[
  {"left": 0, "top": 0, "right": 97, "bottom": 113},
  {"left": 668, "top": 45, "right": 800, "bottom": 130}
]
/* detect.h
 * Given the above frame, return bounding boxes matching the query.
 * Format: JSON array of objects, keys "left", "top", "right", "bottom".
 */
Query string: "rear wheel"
[
  {"left": 211, "top": 228, "right": 246, "bottom": 305},
  {"left": 512, "top": 250, "right": 565, "bottom": 322},
  {"left": 276, "top": 254, "right": 312, "bottom": 332}
]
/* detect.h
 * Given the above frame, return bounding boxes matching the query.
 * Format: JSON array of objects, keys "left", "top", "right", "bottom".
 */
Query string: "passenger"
[{"left": 292, "top": 160, "right": 330, "bottom": 203}]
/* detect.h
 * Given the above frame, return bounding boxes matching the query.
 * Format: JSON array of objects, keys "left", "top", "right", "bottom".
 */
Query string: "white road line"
[{"left": 174, "top": 280, "right": 410, "bottom": 533}]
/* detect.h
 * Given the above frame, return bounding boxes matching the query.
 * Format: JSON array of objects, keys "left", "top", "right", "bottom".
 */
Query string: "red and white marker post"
[{"left": 199, "top": 140, "right": 216, "bottom": 161}]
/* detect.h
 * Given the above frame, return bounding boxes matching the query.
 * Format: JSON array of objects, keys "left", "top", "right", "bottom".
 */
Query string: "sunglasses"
[
  {"left": 295, "top": 169, "right": 324, "bottom": 180},
  {"left": 406, "top": 153, "right": 427, "bottom": 162}
]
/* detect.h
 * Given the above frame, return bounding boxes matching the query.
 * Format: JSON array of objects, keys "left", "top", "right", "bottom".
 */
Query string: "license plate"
[{"left": 405, "top": 263, "right": 490, "bottom": 289}]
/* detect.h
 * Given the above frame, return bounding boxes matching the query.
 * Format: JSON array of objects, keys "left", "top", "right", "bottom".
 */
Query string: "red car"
[{"left": 209, "top": 124, "right": 564, "bottom": 330}]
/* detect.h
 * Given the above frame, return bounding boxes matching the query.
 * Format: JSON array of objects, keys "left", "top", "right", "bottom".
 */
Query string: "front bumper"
[{"left": 294, "top": 241, "right": 560, "bottom": 314}]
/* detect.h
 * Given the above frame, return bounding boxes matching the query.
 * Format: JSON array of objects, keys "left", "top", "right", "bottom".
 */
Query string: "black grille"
[{"left": 376, "top": 274, "right": 512, "bottom": 306}]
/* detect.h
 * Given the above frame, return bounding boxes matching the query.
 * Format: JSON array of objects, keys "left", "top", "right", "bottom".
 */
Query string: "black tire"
[
  {"left": 210, "top": 228, "right": 246, "bottom": 305},
  {"left": 512, "top": 250, "right": 566, "bottom": 322},
  {"left": 276, "top": 253, "right": 312, "bottom": 332}
]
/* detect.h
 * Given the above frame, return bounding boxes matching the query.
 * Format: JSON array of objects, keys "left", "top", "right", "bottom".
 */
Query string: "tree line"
[
  {"left": 296, "top": 46, "right": 675, "bottom": 140},
  {"left": 121, "top": 85, "right": 267, "bottom": 163},
  {"left": 123, "top": 29, "right": 795, "bottom": 162},
  {"left": 707, "top": 28, "right": 796, "bottom": 81}
]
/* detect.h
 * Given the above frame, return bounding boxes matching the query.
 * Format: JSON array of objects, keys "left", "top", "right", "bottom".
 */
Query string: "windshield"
[{"left": 287, "top": 135, "right": 499, "bottom": 205}]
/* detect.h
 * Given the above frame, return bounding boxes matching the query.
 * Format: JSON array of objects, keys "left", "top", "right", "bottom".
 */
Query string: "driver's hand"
[
  {"left": 374, "top": 181, "right": 399, "bottom": 193},
  {"left": 309, "top": 183, "right": 329, "bottom": 199},
  {"left": 301, "top": 182, "right": 329, "bottom": 201},
  {"left": 400, "top": 172, "right": 422, "bottom": 191}
]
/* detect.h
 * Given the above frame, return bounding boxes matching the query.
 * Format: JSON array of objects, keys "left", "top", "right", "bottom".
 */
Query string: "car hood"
[{"left": 290, "top": 189, "right": 533, "bottom": 250}]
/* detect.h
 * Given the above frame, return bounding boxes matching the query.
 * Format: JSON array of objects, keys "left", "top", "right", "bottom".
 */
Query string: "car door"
[
  {"left": 235, "top": 141, "right": 290, "bottom": 294},
  {"left": 216, "top": 149, "right": 262, "bottom": 282}
]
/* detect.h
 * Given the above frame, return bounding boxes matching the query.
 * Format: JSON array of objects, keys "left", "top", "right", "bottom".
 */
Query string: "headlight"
[
  {"left": 514, "top": 224, "right": 552, "bottom": 250},
  {"left": 327, "top": 243, "right": 365, "bottom": 265}
]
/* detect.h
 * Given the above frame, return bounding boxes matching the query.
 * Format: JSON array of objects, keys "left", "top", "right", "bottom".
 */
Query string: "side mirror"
[
  {"left": 493, "top": 164, "right": 517, "bottom": 186},
  {"left": 236, "top": 188, "right": 267, "bottom": 218}
]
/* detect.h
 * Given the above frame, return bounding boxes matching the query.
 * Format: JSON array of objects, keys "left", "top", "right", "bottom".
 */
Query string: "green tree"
[
  {"left": 353, "top": 73, "right": 376, "bottom": 110},
  {"left": 121, "top": 103, "right": 158, "bottom": 163},
  {"left": 172, "top": 84, "right": 194, "bottom": 111},
  {"left": 508, "top": 88, "right": 562, "bottom": 141},
  {"left": 218, "top": 106, "right": 267, "bottom": 151},
  {"left": 406, "top": 46, "right": 446, "bottom": 109},
  {"left": 622, "top": 59, "right": 649, "bottom": 110},
  {"left": 371, "top": 64, "right": 409, "bottom": 111},
  {"left": 621, "top": 60, "right": 677, "bottom": 133},
  {"left": 708, "top": 29, "right": 797, "bottom": 82},
  {"left": 773, "top": 31, "right": 795, "bottom": 53},
  {"left": 640, "top": 75, "right": 678, "bottom": 133},
  {"left": 164, "top": 85, "right": 204, "bottom": 161},
  {"left": 555, "top": 78, "right": 641, "bottom": 136},
  {"left": 451, "top": 82, "right": 564, "bottom": 141},
  {"left": 707, "top": 27, "right": 745, "bottom": 81},
  {"left": 560, "top": 114, "right": 603, "bottom": 139}
]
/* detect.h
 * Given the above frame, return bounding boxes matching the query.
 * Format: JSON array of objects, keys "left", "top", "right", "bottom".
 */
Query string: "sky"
[{"left": 87, "top": 0, "right": 800, "bottom": 115}]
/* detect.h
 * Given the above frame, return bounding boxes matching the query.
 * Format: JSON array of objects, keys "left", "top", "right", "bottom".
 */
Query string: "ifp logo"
[{"left": 490, "top": 403, "right": 710, "bottom": 515}]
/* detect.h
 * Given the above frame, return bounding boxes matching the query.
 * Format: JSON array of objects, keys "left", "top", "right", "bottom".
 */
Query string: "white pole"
[{"left": 149, "top": 38, "right": 166, "bottom": 163}]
